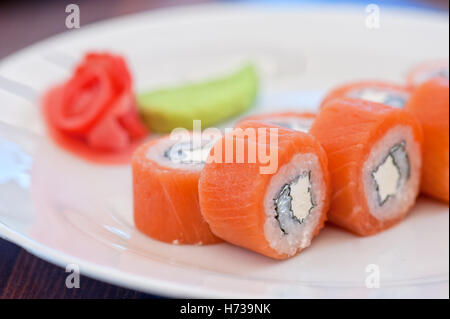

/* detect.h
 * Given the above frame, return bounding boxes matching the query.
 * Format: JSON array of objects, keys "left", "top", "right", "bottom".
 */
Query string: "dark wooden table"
[{"left": 0, "top": 0, "right": 448, "bottom": 299}]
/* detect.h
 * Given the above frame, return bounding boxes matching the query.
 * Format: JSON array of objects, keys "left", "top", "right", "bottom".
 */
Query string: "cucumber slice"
[{"left": 138, "top": 64, "right": 258, "bottom": 132}]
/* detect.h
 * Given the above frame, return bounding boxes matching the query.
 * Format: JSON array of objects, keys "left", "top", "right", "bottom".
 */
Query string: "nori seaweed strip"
[
  {"left": 304, "top": 171, "right": 316, "bottom": 222},
  {"left": 273, "top": 184, "right": 290, "bottom": 234}
]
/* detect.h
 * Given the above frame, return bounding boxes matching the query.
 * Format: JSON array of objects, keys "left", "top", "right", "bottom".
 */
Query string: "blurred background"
[
  {"left": 0, "top": 0, "right": 449, "bottom": 60},
  {"left": 0, "top": 0, "right": 448, "bottom": 299}
]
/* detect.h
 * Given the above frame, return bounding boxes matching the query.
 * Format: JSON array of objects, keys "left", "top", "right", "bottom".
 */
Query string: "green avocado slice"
[{"left": 137, "top": 64, "right": 258, "bottom": 133}]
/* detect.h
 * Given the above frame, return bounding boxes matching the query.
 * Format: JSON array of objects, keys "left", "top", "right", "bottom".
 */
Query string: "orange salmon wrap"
[
  {"left": 406, "top": 77, "right": 449, "bottom": 203},
  {"left": 310, "top": 98, "right": 423, "bottom": 236},
  {"left": 132, "top": 134, "right": 222, "bottom": 245},
  {"left": 320, "top": 81, "right": 412, "bottom": 109},
  {"left": 199, "top": 121, "right": 330, "bottom": 259}
]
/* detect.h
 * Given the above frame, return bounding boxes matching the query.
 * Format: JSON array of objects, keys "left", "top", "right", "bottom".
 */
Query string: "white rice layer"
[
  {"left": 363, "top": 125, "right": 421, "bottom": 221},
  {"left": 263, "top": 153, "right": 326, "bottom": 256}
]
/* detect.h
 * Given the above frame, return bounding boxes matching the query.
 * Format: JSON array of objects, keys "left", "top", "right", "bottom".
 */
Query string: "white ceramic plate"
[{"left": 0, "top": 3, "right": 448, "bottom": 298}]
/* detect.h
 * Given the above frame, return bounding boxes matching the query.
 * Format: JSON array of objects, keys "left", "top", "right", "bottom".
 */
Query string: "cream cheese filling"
[
  {"left": 372, "top": 153, "right": 401, "bottom": 204},
  {"left": 290, "top": 173, "right": 315, "bottom": 222}
]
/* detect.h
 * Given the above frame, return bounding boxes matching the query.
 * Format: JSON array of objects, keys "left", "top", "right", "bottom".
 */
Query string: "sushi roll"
[
  {"left": 132, "top": 132, "right": 222, "bottom": 245},
  {"left": 198, "top": 121, "right": 330, "bottom": 259},
  {"left": 407, "top": 60, "right": 449, "bottom": 89},
  {"left": 406, "top": 61, "right": 449, "bottom": 203},
  {"left": 238, "top": 111, "right": 316, "bottom": 133},
  {"left": 320, "top": 81, "right": 412, "bottom": 109},
  {"left": 310, "top": 98, "right": 423, "bottom": 236}
]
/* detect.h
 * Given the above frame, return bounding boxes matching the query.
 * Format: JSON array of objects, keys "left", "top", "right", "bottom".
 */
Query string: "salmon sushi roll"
[
  {"left": 132, "top": 132, "right": 222, "bottom": 245},
  {"left": 406, "top": 61, "right": 449, "bottom": 202},
  {"left": 199, "top": 121, "right": 330, "bottom": 259},
  {"left": 407, "top": 60, "right": 449, "bottom": 89},
  {"left": 238, "top": 111, "right": 316, "bottom": 133},
  {"left": 310, "top": 98, "right": 423, "bottom": 236},
  {"left": 320, "top": 81, "right": 412, "bottom": 109}
]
